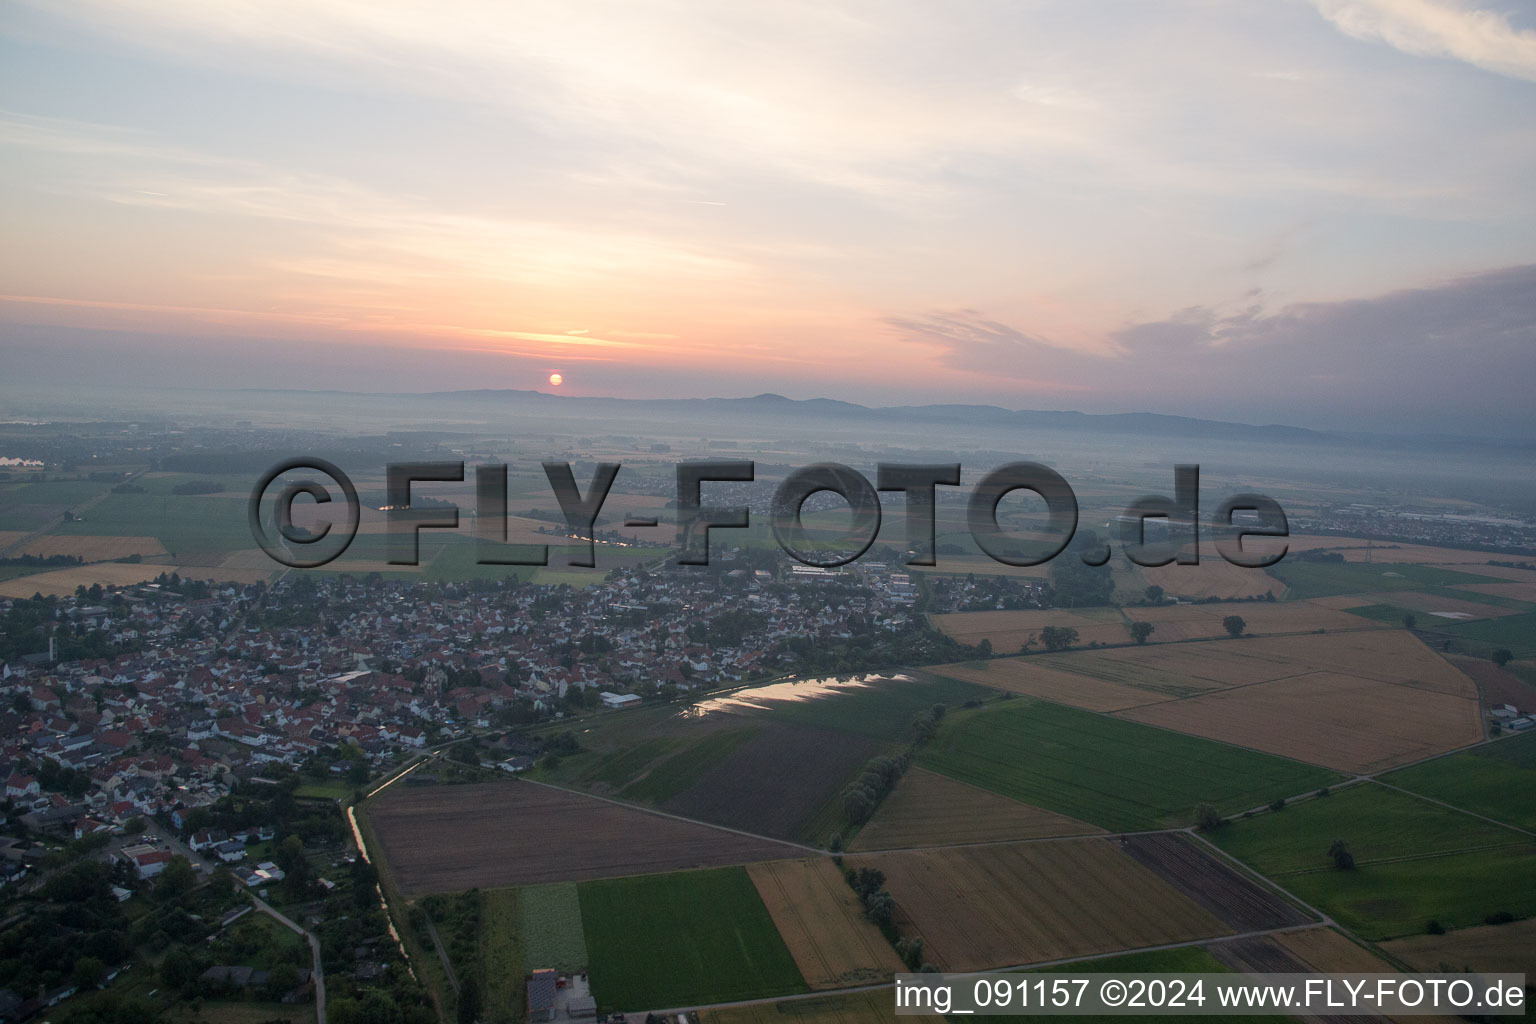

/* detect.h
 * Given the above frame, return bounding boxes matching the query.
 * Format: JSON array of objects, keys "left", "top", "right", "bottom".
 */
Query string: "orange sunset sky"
[{"left": 2, "top": 1, "right": 1534, "bottom": 433}]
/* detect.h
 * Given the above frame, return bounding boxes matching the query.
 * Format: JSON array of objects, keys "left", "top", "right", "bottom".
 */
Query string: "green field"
[
  {"left": 578, "top": 867, "right": 808, "bottom": 1010},
  {"left": 1266, "top": 561, "right": 1502, "bottom": 600},
  {"left": 479, "top": 887, "right": 526, "bottom": 1024},
  {"left": 519, "top": 882, "right": 588, "bottom": 972},
  {"left": 1430, "top": 611, "right": 1536, "bottom": 659},
  {"left": 1208, "top": 782, "right": 1536, "bottom": 939},
  {"left": 54, "top": 490, "right": 251, "bottom": 561},
  {"left": 619, "top": 726, "right": 758, "bottom": 803},
  {"left": 737, "top": 673, "right": 997, "bottom": 741},
  {"left": 1382, "top": 732, "right": 1536, "bottom": 831},
  {"left": 1276, "top": 846, "right": 1536, "bottom": 939},
  {"left": 1207, "top": 783, "right": 1528, "bottom": 875},
  {"left": 918, "top": 698, "right": 1341, "bottom": 831}
]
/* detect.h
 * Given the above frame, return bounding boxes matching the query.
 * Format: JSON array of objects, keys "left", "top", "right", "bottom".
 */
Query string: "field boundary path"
[
  {"left": 421, "top": 912, "right": 460, "bottom": 995},
  {"left": 253, "top": 895, "right": 327, "bottom": 1024}
]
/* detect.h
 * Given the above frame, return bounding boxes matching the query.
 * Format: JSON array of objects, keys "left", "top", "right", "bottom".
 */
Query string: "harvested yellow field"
[
  {"left": 1455, "top": 581, "right": 1536, "bottom": 604},
  {"left": 745, "top": 858, "right": 904, "bottom": 989},
  {"left": 850, "top": 768, "right": 1105, "bottom": 850},
  {"left": 851, "top": 839, "right": 1229, "bottom": 972},
  {"left": 1452, "top": 564, "right": 1536, "bottom": 583},
  {"left": 931, "top": 607, "right": 1130, "bottom": 651},
  {"left": 0, "top": 562, "right": 173, "bottom": 598},
  {"left": 0, "top": 561, "right": 276, "bottom": 597},
  {"left": 18, "top": 534, "right": 168, "bottom": 560},
  {"left": 1282, "top": 536, "right": 1498, "bottom": 564},
  {"left": 1143, "top": 552, "right": 1287, "bottom": 601},
  {"left": 1383, "top": 917, "right": 1536, "bottom": 976},
  {"left": 1238, "top": 631, "right": 1478, "bottom": 696},
  {"left": 939, "top": 630, "right": 1471, "bottom": 716},
  {"left": 1118, "top": 669, "right": 1483, "bottom": 774},
  {"left": 930, "top": 657, "right": 1170, "bottom": 711},
  {"left": 1276, "top": 927, "right": 1397, "bottom": 973},
  {"left": 705, "top": 990, "right": 942, "bottom": 1024},
  {"left": 0, "top": 531, "right": 27, "bottom": 548}
]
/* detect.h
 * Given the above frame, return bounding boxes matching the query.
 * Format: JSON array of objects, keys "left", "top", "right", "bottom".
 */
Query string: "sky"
[{"left": 1, "top": 0, "right": 1534, "bottom": 435}]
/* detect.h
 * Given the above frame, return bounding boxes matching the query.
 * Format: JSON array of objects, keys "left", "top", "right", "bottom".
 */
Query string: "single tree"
[
  {"left": 1144, "top": 584, "right": 1165, "bottom": 604},
  {"left": 1128, "top": 621, "right": 1155, "bottom": 645},
  {"left": 1402, "top": 613, "right": 1416, "bottom": 630},
  {"left": 1492, "top": 648, "right": 1513, "bottom": 667},
  {"left": 156, "top": 855, "right": 195, "bottom": 902},
  {"left": 1222, "top": 615, "right": 1246, "bottom": 638},
  {"left": 1327, "top": 838, "right": 1354, "bottom": 870},
  {"left": 1194, "top": 803, "right": 1223, "bottom": 831},
  {"left": 1040, "top": 625, "right": 1079, "bottom": 652}
]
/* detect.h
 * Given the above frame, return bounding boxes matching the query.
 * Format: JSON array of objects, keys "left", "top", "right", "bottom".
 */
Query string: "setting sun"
[{"left": 549, "top": 372, "right": 563, "bottom": 386}]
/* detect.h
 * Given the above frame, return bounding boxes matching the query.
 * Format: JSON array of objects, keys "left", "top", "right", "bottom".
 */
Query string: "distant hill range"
[
  {"left": 413, "top": 389, "right": 1334, "bottom": 444},
  {"left": 214, "top": 387, "right": 1532, "bottom": 451}
]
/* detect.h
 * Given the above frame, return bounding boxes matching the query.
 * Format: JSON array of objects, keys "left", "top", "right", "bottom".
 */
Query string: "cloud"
[
  {"left": 1311, "top": 0, "right": 1536, "bottom": 81},
  {"left": 885, "top": 264, "right": 1536, "bottom": 431}
]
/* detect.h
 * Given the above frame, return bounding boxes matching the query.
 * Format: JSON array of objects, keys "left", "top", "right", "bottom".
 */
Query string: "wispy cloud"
[{"left": 1311, "top": 0, "right": 1536, "bottom": 81}]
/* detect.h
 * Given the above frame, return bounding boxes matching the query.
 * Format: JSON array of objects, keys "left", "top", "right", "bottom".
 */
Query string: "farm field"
[
  {"left": 656, "top": 721, "right": 882, "bottom": 841},
  {"left": 745, "top": 858, "right": 904, "bottom": 989},
  {"left": 364, "top": 780, "right": 804, "bottom": 895},
  {"left": 1282, "top": 537, "right": 1522, "bottom": 566},
  {"left": 1125, "top": 600, "right": 1378, "bottom": 639},
  {"left": 1207, "top": 783, "right": 1528, "bottom": 875},
  {"left": 1274, "top": 926, "right": 1399, "bottom": 974},
  {"left": 701, "top": 672, "right": 997, "bottom": 742},
  {"left": 938, "top": 629, "right": 1475, "bottom": 729},
  {"left": 1456, "top": 580, "right": 1536, "bottom": 604},
  {"left": 0, "top": 560, "right": 274, "bottom": 597},
  {"left": 578, "top": 867, "right": 808, "bottom": 1010},
  {"left": 1382, "top": 731, "right": 1536, "bottom": 831},
  {"left": 1429, "top": 610, "right": 1536, "bottom": 659},
  {"left": 1116, "top": 668, "right": 1483, "bottom": 774},
  {"left": 1277, "top": 845, "right": 1536, "bottom": 939},
  {"left": 1141, "top": 548, "right": 1287, "bottom": 600},
  {"left": 1208, "top": 783, "right": 1536, "bottom": 939},
  {"left": 919, "top": 698, "right": 1340, "bottom": 831},
  {"left": 16, "top": 533, "right": 168, "bottom": 559},
  {"left": 1120, "top": 834, "right": 1313, "bottom": 932},
  {"left": 1447, "top": 654, "right": 1536, "bottom": 712},
  {"left": 1344, "top": 589, "right": 1525, "bottom": 620},
  {"left": 929, "top": 657, "right": 1174, "bottom": 712},
  {"left": 1265, "top": 560, "right": 1506, "bottom": 600},
  {"left": 615, "top": 727, "right": 757, "bottom": 803},
  {"left": 518, "top": 882, "right": 588, "bottom": 972},
  {"left": 479, "top": 887, "right": 526, "bottom": 1024},
  {"left": 931, "top": 607, "right": 1134, "bottom": 650},
  {"left": 1382, "top": 916, "right": 1536, "bottom": 976},
  {"left": 849, "top": 768, "right": 1105, "bottom": 850},
  {"left": 849, "top": 839, "right": 1230, "bottom": 971}
]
